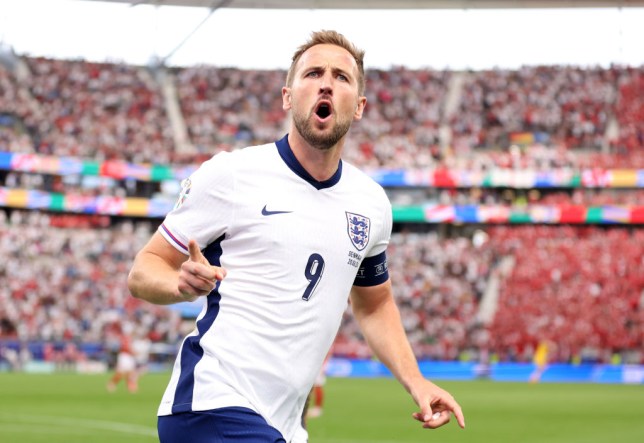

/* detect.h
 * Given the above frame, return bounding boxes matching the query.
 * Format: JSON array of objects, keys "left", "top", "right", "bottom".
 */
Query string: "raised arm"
[
  {"left": 128, "top": 232, "right": 226, "bottom": 305},
  {"left": 350, "top": 280, "right": 465, "bottom": 429}
]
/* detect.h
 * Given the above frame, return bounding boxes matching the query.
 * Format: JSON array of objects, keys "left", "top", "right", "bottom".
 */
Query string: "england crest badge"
[{"left": 346, "top": 212, "right": 371, "bottom": 251}]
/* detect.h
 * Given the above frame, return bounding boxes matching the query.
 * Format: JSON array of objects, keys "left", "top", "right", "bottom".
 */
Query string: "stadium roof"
[{"left": 83, "top": 0, "right": 644, "bottom": 9}]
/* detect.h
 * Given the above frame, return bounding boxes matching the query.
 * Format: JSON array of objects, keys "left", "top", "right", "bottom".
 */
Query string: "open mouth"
[{"left": 315, "top": 102, "right": 332, "bottom": 120}]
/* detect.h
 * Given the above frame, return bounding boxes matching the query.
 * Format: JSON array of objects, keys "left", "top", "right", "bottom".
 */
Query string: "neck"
[{"left": 287, "top": 130, "right": 344, "bottom": 182}]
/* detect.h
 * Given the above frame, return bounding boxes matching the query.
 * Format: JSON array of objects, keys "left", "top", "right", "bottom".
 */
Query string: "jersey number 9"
[{"left": 302, "top": 253, "right": 325, "bottom": 301}]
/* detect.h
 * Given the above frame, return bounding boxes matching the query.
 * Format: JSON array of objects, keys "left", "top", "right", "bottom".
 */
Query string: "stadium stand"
[{"left": 0, "top": 52, "right": 642, "bottom": 370}]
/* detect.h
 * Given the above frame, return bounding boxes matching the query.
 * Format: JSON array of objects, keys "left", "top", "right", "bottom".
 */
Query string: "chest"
[{"left": 226, "top": 177, "right": 380, "bottom": 273}]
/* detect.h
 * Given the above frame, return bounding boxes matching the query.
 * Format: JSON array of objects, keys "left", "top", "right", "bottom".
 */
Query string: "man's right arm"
[{"left": 127, "top": 232, "right": 226, "bottom": 305}]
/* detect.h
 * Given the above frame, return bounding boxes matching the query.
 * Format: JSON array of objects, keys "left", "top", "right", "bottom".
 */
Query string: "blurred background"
[{"left": 1, "top": 0, "right": 643, "bottom": 387}]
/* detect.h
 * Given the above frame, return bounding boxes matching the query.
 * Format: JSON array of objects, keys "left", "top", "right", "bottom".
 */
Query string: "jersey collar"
[{"left": 275, "top": 134, "right": 342, "bottom": 190}]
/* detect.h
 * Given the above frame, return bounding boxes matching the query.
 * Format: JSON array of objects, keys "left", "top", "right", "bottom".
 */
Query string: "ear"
[
  {"left": 282, "top": 86, "right": 292, "bottom": 111},
  {"left": 353, "top": 96, "right": 367, "bottom": 120}
]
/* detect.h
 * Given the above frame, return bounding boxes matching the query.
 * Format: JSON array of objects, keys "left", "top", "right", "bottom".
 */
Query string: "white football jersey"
[{"left": 158, "top": 135, "right": 392, "bottom": 441}]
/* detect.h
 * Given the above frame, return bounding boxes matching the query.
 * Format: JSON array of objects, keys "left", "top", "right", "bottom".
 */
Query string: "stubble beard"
[{"left": 292, "top": 108, "right": 352, "bottom": 151}]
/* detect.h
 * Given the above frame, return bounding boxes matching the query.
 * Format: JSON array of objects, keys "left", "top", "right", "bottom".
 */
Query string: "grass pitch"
[{"left": 0, "top": 373, "right": 642, "bottom": 442}]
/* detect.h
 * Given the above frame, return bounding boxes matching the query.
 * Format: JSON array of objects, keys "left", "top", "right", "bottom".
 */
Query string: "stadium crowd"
[
  {"left": 334, "top": 229, "right": 495, "bottom": 362},
  {"left": 1, "top": 54, "right": 643, "bottom": 368},
  {"left": 1, "top": 209, "right": 641, "bottom": 366},
  {"left": 1, "top": 57, "right": 643, "bottom": 169},
  {"left": 488, "top": 225, "right": 644, "bottom": 365},
  {"left": 449, "top": 66, "right": 616, "bottom": 152},
  {"left": 0, "top": 210, "right": 182, "bottom": 368}
]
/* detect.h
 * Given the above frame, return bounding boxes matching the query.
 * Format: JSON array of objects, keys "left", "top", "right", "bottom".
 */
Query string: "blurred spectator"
[
  {"left": 1, "top": 55, "right": 644, "bottom": 366},
  {"left": 0, "top": 209, "right": 182, "bottom": 358}
]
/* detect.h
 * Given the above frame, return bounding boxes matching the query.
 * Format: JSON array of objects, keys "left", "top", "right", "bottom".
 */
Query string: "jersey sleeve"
[
  {"left": 159, "top": 152, "right": 235, "bottom": 254},
  {"left": 367, "top": 194, "right": 392, "bottom": 257}
]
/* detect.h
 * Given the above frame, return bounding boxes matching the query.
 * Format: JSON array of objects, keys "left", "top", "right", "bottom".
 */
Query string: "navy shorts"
[{"left": 158, "top": 407, "right": 286, "bottom": 443}]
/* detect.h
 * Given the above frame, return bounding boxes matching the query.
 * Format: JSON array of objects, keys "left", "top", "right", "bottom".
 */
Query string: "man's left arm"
[{"left": 350, "top": 280, "right": 466, "bottom": 429}]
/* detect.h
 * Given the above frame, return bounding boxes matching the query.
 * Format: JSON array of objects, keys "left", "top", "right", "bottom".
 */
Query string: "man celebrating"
[{"left": 128, "top": 29, "right": 465, "bottom": 443}]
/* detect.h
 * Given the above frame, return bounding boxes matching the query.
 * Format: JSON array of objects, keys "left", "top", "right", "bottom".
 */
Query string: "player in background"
[
  {"left": 529, "top": 339, "right": 555, "bottom": 383},
  {"left": 132, "top": 327, "right": 152, "bottom": 383},
  {"left": 128, "top": 30, "right": 465, "bottom": 443},
  {"left": 307, "top": 351, "right": 331, "bottom": 419},
  {"left": 106, "top": 333, "right": 138, "bottom": 393}
]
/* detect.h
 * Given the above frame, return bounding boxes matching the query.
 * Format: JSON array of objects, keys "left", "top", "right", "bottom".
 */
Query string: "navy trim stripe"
[
  {"left": 171, "top": 234, "right": 225, "bottom": 413},
  {"left": 161, "top": 224, "right": 188, "bottom": 252},
  {"left": 275, "top": 134, "right": 342, "bottom": 190}
]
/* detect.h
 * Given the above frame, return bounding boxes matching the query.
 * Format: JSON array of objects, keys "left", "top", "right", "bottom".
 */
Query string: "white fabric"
[{"left": 158, "top": 140, "right": 392, "bottom": 441}]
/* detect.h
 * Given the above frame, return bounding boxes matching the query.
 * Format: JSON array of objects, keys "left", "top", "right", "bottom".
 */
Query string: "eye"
[
  {"left": 337, "top": 73, "right": 348, "bottom": 82},
  {"left": 306, "top": 71, "right": 320, "bottom": 78}
]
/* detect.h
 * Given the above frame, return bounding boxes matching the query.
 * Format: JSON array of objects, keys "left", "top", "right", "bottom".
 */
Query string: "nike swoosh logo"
[{"left": 261, "top": 205, "right": 293, "bottom": 216}]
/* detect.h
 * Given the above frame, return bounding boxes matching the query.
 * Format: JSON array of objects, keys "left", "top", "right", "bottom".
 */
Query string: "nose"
[
  {"left": 319, "top": 72, "right": 333, "bottom": 95},
  {"left": 319, "top": 85, "right": 332, "bottom": 96}
]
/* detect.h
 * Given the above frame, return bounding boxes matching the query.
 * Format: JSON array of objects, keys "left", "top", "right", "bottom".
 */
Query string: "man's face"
[{"left": 283, "top": 44, "right": 366, "bottom": 151}]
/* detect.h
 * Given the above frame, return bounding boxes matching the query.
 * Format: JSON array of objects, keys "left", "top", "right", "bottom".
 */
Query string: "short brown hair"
[{"left": 286, "top": 30, "right": 366, "bottom": 95}]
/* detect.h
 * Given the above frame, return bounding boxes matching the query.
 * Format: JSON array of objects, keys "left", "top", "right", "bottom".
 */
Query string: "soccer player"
[
  {"left": 128, "top": 30, "right": 465, "bottom": 443},
  {"left": 529, "top": 339, "right": 554, "bottom": 383},
  {"left": 306, "top": 351, "right": 331, "bottom": 419},
  {"left": 106, "top": 333, "right": 138, "bottom": 393}
]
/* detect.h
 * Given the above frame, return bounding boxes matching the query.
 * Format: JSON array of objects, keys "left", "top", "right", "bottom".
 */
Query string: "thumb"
[
  {"left": 421, "top": 404, "right": 434, "bottom": 422},
  {"left": 188, "top": 239, "right": 203, "bottom": 263},
  {"left": 412, "top": 401, "right": 434, "bottom": 423}
]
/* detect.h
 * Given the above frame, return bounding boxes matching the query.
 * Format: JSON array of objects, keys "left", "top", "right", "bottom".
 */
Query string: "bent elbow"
[{"left": 127, "top": 267, "right": 143, "bottom": 300}]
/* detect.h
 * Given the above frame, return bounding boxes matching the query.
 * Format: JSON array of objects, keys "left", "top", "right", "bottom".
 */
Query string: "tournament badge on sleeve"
[
  {"left": 346, "top": 212, "right": 370, "bottom": 251},
  {"left": 174, "top": 178, "right": 192, "bottom": 210}
]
